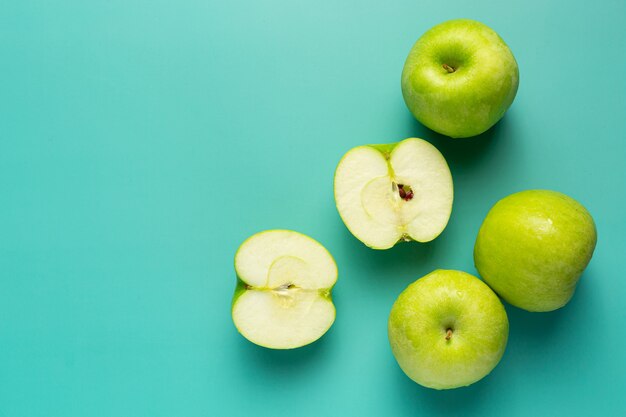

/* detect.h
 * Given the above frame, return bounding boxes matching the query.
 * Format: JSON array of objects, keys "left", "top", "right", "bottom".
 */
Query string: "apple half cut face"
[
  {"left": 232, "top": 230, "right": 337, "bottom": 349},
  {"left": 334, "top": 138, "right": 453, "bottom": 249}
]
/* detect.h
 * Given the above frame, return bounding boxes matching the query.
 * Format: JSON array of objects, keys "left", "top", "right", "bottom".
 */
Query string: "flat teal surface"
[{"left": 1, "top": 1, "right": 625, "bottom": 416}]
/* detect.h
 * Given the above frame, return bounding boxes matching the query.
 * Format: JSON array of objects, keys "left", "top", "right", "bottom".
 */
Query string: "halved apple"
[
  {"left": 334, "top": 138, "right": 453, "bottom": 249},
  {"left": 232, "top": 230, "right": 338, "bottom": 349}
]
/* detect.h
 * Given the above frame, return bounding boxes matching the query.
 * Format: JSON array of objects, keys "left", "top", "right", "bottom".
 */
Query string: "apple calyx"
[
  {"left": 445, "top": 328, "right": 453, "bottom": 340},
  {"left": 442, "top": 63, "right": 456, "bottom": 73}
]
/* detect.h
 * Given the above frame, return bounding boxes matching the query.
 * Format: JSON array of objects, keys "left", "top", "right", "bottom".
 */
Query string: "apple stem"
[
  {"left": 442, "top": 63, "right": 455, "bottom": 73},
  {"left": 445, "top": 329, "right": 453, "bottom": 340}
]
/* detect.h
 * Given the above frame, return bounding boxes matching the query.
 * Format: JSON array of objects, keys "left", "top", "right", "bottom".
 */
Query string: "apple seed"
[{"left": 396, "top": 184, "right": 415, "bottom": 201}]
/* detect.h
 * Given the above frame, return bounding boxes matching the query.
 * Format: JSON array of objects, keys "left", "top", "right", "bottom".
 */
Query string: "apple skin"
[
  {"left": 388, "top": 270, "right": 509, "bottom": 390},
  {"left": 474, "top": 190, "right": 597, "bottom": 312},
  {"left": 401, "top": 19, "right": 519, "bottom": 138}
]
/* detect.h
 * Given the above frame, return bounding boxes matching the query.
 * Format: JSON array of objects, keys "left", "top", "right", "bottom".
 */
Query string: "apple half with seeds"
[
  {"left": 334, "top": 138, "right": 453, "bottom": 249},
  {"left": 232, "top": 230, "right": 338, "bottom": 349}
]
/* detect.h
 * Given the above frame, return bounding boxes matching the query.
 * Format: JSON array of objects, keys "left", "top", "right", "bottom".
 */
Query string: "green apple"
[
  {"left": 232, "top": 230, "right": 337, "bottom": 349},
  {"left": 334, "top": 138, "right": 453, "bottom": 249},
  {"left": 401, "top": 19, "right": 519, "bottom": 138},
  {"left": 474, "top": 190, "right": 597, "bottom": 312},
  {"left": 388, "top": 270, "right": 509, "bottom": 390}
]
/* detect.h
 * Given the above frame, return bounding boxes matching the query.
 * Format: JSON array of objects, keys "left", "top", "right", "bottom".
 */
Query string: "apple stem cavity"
[
  {"left": 442, "top": 63, "right": 456, "bottom": 73},
  {"left": 445, "top": 328, "right": 453, "bottom": 340}
]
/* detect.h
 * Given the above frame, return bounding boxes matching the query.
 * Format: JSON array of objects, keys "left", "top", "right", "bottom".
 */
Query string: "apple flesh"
[
  {"left": 388, "top": 270, "right": 509, "bottom": 390},
  {"left": 334, "top": 138, "right": 453, "bottom": 249},
  {"left": 474, "top": 190, "right": 597, "bottom": 312},
  {"left": 402, "top": 19, "right": 519, "bottom": 138},
  {"left": 232, "top": 230, "right": 337, "bottom": 349}
]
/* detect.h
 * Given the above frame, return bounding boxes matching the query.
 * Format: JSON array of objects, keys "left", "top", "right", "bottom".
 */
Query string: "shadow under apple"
[
  {"left": 233, "top": 326, "right": 336, "bottom": 380},
  {"left": 403, "top": 107, "right": 517, "bottom": 171},
  {"left": 390, "top": 356, "right": 497, "bottom": 416},
  {"left": 335, "top": 208, "right": 442, "bottom": 276},
  {"left": 505, "top": 268, "right": 597, "bottom": 347},
  {"left": 384, "top": 262, "right": 596, "bottom": 416}
]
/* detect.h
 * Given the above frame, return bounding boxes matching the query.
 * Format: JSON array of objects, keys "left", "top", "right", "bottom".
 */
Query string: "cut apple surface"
[
  {"left": 334, "top": 138, "right": 453, "bottom": 249},
  {"left": 232, "top": 230, "right": 337, "bottom": 349}
]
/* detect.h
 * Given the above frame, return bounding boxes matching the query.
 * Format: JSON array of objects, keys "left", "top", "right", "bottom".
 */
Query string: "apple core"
[{"left": 396, "top": 183, "right": 414, "bottom": 201}]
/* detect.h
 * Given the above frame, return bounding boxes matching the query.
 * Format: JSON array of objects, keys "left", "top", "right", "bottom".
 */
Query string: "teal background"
[{"left": 1, "top": 0, "right": 625, "bottom": 416}]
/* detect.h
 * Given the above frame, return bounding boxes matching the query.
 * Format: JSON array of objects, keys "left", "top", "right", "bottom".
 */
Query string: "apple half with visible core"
[
  {"left": 334, "top": 138, "right": 453, "bottom": 249},
  {"left": 232, "top": 230, "right": 337, "bottom": 349},
  {"left": 474, "top": 190, "right": 597, "bottom": 312},
  {"left": 402, "top": 19, "right": 519, "bottom": 138},
  {"left": 388, "top": 270, "right": 509, "bottom": 390}
]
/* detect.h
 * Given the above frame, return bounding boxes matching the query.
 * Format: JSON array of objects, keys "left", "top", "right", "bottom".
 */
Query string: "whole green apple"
[
  {"left": 474, "top": 190, "right": 597, "bottom": 312},
  {"left": 401, "top": 19, "right": 519, "bottom": 138},
  {"left": 388, "top": 270, "right": 509, "bottom": 390}
]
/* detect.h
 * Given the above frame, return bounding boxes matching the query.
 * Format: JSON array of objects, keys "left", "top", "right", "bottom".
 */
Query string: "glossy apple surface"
[
  {"left": 388, "top": 270, "right": 509, "bottom": 389},
  {"left": 402, "top": 19, "right": 519, "bottom": 138},
  {"left": 474, "top": 190, "right": 597, "bottom": 312}
]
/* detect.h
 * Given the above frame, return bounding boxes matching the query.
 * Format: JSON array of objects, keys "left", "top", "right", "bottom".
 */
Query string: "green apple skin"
[
  {"left": 401, "top": 19, "right": 519, "bottom": 138},
  {"left": 388, "top": 270, "right": 509, "bottom": 390},
  {"left": 474, "top": 190, "right": 597, "bottom": 312}
]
